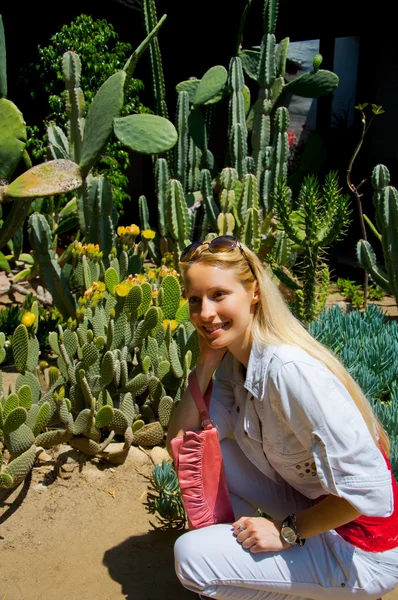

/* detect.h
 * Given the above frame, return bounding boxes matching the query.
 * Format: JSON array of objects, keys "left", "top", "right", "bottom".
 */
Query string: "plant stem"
[{"left": 346, "top": 112, "right": 375, "bottom": 309}]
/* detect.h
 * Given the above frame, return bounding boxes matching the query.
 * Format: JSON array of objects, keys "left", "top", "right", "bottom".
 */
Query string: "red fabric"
[
  {"left": 317, "top": 450, "right": 398, "bottom": 552},
  {"left": 170, "top": 371, "right": 235, "bottom": 530}
]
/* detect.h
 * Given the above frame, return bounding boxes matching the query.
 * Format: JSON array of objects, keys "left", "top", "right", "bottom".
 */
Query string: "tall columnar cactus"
[
  {"left": 237, "top": 0, "right": 338, "bottom": 209},
  {"left": 29, "top": 213, "right": 77, "bottom": 319},
  {"left": 357, "top": 164, "right": 398, "bottom": 306},
  {"left": 63, "top": 51, "right": 84, "bottom": 165},
  {"left": 166, "top": 179, "right": 193, "bottom": 251},
  {"left": 142, "top": 0, "right": 169, "bottom": 120},
  {"left": 175, "top": 91, "right": 190, "bottom": 193},
  {"left": 228, "top": 57, "right": 248, "bottom": 180},
  {"left": 274, "top": 172, "right": 351, "bottom": 321}
]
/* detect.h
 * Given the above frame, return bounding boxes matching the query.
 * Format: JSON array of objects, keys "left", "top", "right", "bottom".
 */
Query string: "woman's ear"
[{"left": 252, "top": 284, "right": 260, "bottom": 305}]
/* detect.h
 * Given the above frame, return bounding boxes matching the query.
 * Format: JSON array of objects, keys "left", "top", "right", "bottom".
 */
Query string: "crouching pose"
[{"left": 167, "top": 236, "right": 398, "bottom": 600}]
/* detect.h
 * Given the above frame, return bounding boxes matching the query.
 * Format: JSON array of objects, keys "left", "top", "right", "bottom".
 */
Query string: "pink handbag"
[{"left": 170, "top": 370, "right": 235, "bottom": 530}]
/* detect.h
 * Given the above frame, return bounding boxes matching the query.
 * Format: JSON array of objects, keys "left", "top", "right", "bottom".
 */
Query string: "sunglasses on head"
[{"left": 180, "top": 235, "right": 256, "bottom": 279}]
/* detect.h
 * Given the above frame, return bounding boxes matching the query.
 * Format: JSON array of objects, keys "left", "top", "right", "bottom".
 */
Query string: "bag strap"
[{"left": 188, "top": 370, "right": 213, "bottom": 428}]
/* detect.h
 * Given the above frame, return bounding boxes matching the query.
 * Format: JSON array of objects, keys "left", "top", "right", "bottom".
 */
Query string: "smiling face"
[{"left": 183, "top": 262, "right": 259, "bottom": 365}]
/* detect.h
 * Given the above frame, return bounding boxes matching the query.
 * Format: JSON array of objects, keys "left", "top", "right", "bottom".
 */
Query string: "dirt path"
[{"left": 0, "top": 446, "right": 195, "bottom": 600}]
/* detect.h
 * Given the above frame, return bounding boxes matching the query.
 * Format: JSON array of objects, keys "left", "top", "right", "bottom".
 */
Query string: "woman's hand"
[
  {"left": 196, "top": 334, "right": 227, "bottom": 374},
  {"left": 232, "top": 517, "right": 290, "bottom": 553}
]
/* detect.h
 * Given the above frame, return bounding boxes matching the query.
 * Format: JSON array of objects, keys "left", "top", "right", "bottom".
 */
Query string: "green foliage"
[
  {"left": 25, "top": 14, "right": 150, "bottom": 213},
  {"left": 144, "top": 459, "right": 186, "bottom": 529},
  {"left": 273, "top": 172, "right": 352, "bottom": 321},
  {"left": 336, "top": 278, "right": 384, "bottom": 309}
]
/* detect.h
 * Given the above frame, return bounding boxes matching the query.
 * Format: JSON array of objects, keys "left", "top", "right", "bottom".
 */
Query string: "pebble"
[
  {"left": 32, "top": 483, "right": 49, "bottom": 492},
  {"left": 150, "top": 446, "right": 172, "bottom": 466}
]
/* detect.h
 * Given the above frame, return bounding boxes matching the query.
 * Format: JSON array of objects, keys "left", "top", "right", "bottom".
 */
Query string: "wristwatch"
[{"left": 280, "top": 513, "right": 306, "bottom": 546}]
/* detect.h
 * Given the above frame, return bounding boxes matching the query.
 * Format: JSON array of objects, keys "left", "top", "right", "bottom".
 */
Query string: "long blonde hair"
[{"left": 180, "top": 241, "right": 390, "bottom": 456}]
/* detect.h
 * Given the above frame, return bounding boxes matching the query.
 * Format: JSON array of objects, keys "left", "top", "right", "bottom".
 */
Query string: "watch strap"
[{"left": 281, "top": 513, "right": 306, "bottom": 546}]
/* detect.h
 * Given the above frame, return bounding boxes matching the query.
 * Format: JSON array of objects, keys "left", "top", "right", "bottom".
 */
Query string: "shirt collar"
[{"left": 243, "top": 338, "right": 274, "bottom": 399}]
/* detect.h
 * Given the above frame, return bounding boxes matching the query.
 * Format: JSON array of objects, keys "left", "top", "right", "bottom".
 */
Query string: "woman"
[{"left": 166, "top": 236, "right": 398, "bottom": 600}]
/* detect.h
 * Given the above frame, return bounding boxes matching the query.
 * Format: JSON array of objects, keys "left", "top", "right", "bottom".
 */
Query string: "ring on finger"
[{"left": 238, "top": 524, "right": 246, "bottom": 532}]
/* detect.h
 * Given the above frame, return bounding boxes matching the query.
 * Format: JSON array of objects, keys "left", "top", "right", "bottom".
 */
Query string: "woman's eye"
[
  {"left": 188, "top": 297, "right": 200, "bottom": 305},
  {"left": 214, "top": 291, "right": 226, "bottom": 299}
]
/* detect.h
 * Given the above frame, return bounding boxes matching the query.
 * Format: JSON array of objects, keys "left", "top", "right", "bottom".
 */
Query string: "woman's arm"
[
  {"left": 233, "top": 495, "right": 361, "bottom": 553},
  {"left": 294, "top": 494, "right": 361, "bottom": 539},
  {"left": 166, "top": 359, "right": 216, "bottom": 454}
]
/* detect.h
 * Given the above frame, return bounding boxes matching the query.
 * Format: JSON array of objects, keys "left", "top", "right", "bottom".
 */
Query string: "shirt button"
[{"left": 236, "top": 406, "right": 240, "bottom": 413}]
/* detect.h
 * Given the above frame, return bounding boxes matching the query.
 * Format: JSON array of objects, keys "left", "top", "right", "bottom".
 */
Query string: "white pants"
[{"left": 174, "top": 439, "right": 398, "bottom": 600}]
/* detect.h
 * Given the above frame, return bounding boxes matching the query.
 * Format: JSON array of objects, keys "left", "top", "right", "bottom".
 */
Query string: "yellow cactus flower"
[
  {"left": 147, "top": 270, "right": 155, "bottom": 280},
  {"left": 163, "top": 319, "right": 178, "bottom": 332},
  {"left": 125, "top": 224, "right": 140, "bottom": 236},
  {"left": 152, "top": 288, "right": 159, "bottom": 298},
  {"left": 117, "top": 226, "right": 126, "bottom": 236},
  {"left": 141, "top": 229, "right": 156, "bottom": 240},
  {"left": 21, "top": 312, "right": 36, "bottom": 327},
  {"left": 114, "top": 282, "right": 130, "bottom": 297}
]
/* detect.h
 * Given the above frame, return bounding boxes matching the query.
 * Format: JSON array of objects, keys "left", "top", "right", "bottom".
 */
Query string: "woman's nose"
[{"left": 200, "top": 298, "right": 216, "bottom": 319}]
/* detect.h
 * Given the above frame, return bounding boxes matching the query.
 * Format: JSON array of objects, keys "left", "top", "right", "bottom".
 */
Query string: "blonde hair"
[{"left": 180, "top": 242, "right": 390, "bottom": 456}]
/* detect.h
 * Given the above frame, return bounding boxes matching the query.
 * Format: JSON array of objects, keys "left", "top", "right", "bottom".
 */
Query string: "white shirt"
[{"left": 210, "top": 339, "right": 393, "bottom": 517}]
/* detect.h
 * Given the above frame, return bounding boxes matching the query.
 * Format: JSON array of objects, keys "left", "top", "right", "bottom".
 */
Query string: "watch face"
[{"left": 281, "top": 526, "right": 297, "bottom": 544}]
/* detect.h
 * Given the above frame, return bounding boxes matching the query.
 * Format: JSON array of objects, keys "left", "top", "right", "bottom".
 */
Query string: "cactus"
[
  {"left": 29, "top": 213, "right": 77, "bottom": 319},
  {"left": 274, "top": 172, "right": 351, "bottom": 321},
  {"left": 356, "top": 165, "right": 398, "bottom": 306},
  {"left": 144, "top": 459, "right": 186, "bottom": 528},
  {"left": 0, "top": 445, "right": 37, "bottom": 489}
]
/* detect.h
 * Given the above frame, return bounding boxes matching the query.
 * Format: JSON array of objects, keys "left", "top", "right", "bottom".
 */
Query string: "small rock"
[
  {"left": 126, "top": 446, "right": 153, "bottom": 469},
  {"left": 36, "top": 451, "right": 53, "bottom": 464},
  {"left": 80, "top": 467, "right": 105, "bottom": 483},
  {"left": 55, "top": 447, "right": 86, "bottom": 466},
  {"left": 335, "top": 301, "right": 348, "bottom": 313},
  {"left": 61, "top": 463, "right": 76, "bottom": 474},
  {"left": 32, "top": 483, "right": 48, "bottom": 492},
  {"left": 150, "top": 446, "right": 172, "bottom": 466}
]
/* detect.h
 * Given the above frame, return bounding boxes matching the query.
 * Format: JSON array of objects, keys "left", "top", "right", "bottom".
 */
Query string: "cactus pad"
[
  {"left": 4, "top": 423, "right": 35, "bottom": 454},
  {"left": 73, "top": 408, "right": 92, "bottom": 435},
  {"left": 158, "top": 396, "right": 173, "bottom": 428},
  {"left": 131, "top": 421, "right": 164, "bottom": 447},
  {"left": 17, "top": 384, "right": 32, "bottom": 410},
  {"left": 0, "top": 445, "right": 37, "bottom": 489},
  {"left": 3, "top": 407, "right": 27, "bottom": 434},
  {"left": 35, "top": 429, "right": 71, "bottom": 448},
  {"left": 108, "top": 408, "right": 129, "bottom": 434},
  {"left": 95, "top": 405, "right": 114, "bottom": 428},
  {"left": 5, "top": 159, "right": 83, "bottom": 199},
  {"left": 79, "top": 70, "right": 126, "bottom": 176},
  {"left": 0, "top": 98, "right": 27, "bottom": 180},
  {"left": 12, "top": 324, "right": 29, "bottom": 373},
  {"left": 114, "top": 114, "right": 178, "bottom": 155}
]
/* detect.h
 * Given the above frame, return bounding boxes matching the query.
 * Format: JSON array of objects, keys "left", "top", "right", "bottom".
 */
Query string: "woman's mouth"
[{"left": 203, "top": 322, "right": 229, "bottom": 333}]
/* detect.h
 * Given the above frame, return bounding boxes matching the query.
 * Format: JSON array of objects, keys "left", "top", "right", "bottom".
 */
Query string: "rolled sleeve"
[{"left": 272, "top": 360, "right": 393, "bottom": 517}]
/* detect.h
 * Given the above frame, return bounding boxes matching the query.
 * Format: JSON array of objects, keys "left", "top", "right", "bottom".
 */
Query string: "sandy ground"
[{"left": 0, "top": 421, "right": 195, "bottom": 600}]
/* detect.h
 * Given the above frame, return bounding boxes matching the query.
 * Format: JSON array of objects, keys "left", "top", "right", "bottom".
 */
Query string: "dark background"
[{"left": 1, "top": 1, "right": 394, "bottom": 279}]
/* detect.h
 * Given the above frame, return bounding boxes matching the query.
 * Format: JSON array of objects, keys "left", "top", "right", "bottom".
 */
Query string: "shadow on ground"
[{"left": 103, "top": 528, "right": 197, "bottom": 600}]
